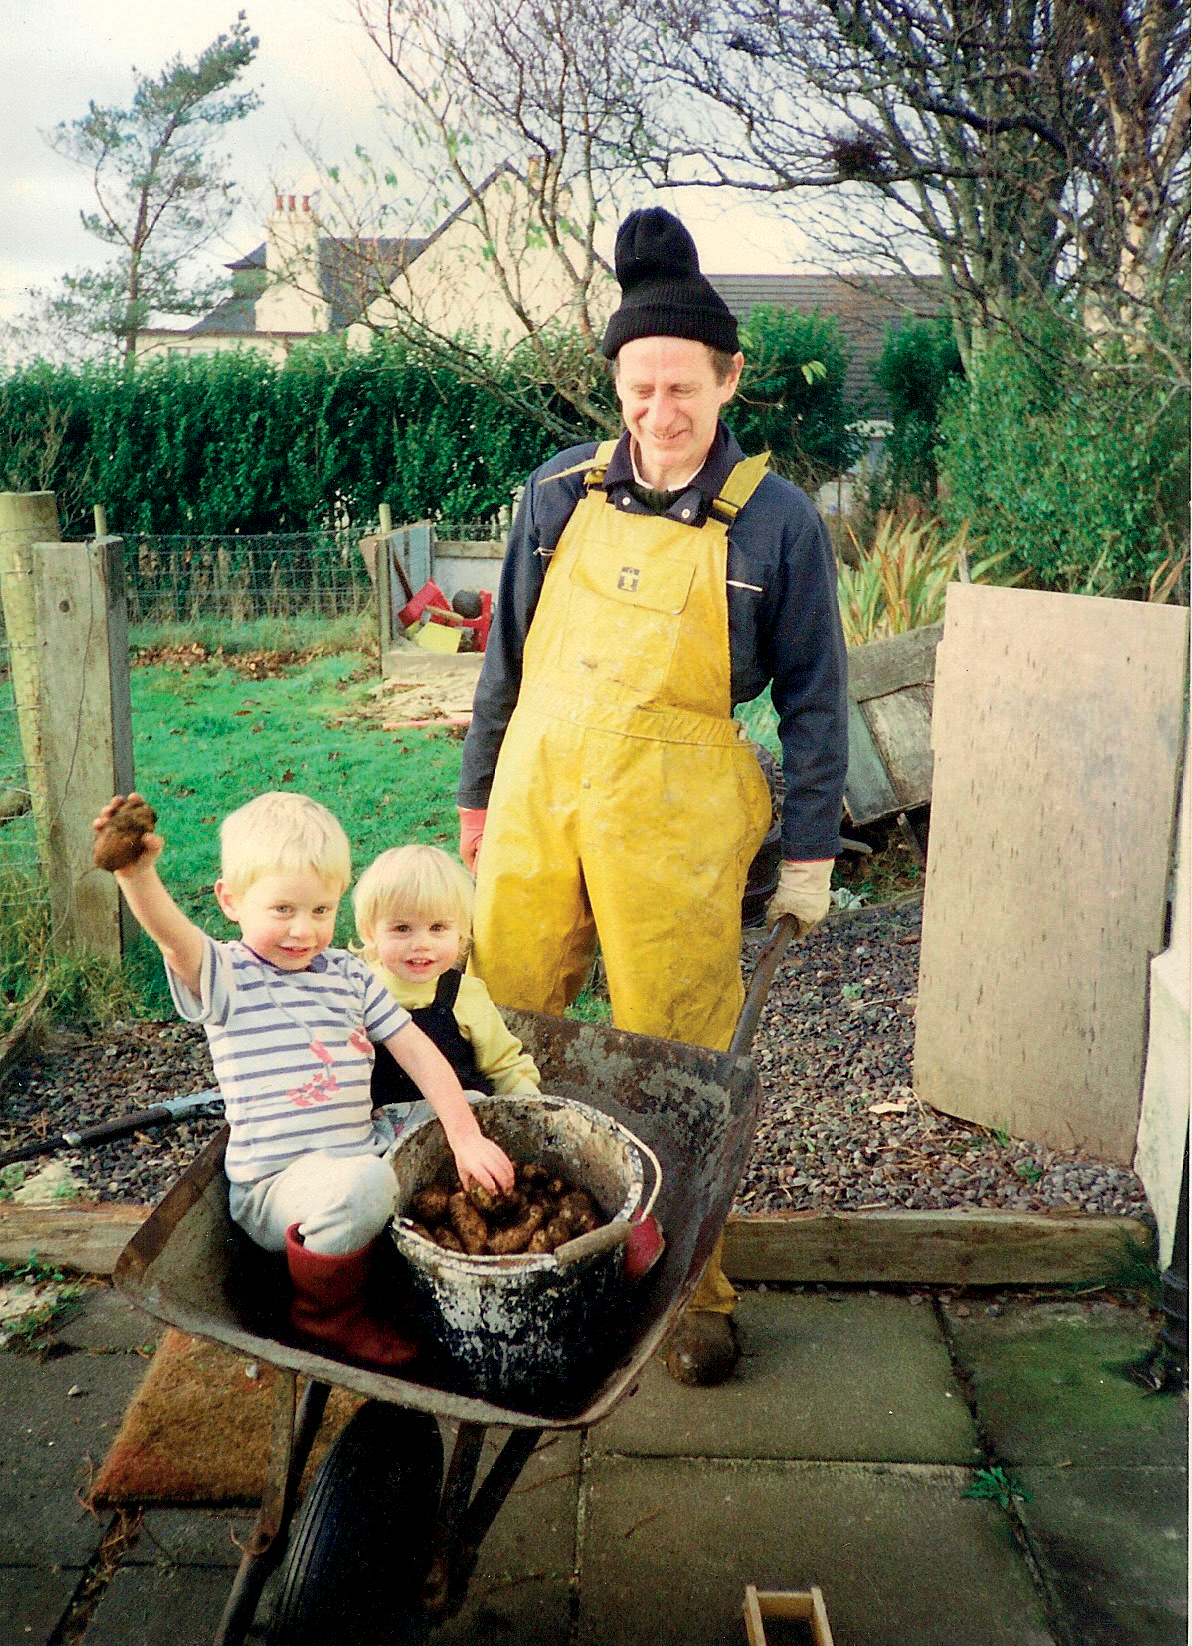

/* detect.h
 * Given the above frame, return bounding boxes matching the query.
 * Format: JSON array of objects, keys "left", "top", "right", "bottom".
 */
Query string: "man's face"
[{"left": 615, "top": 336, "right": 743, "bottom": 490}]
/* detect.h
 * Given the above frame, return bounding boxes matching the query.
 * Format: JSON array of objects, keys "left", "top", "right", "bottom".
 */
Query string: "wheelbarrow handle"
[{"left": 728, "top": 913, "right": 799, "bottom": 1060}]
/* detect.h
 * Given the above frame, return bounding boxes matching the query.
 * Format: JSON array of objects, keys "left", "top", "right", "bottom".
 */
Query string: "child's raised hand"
[
  {"left": 454, "top": 1132, "right": 516, "bottom": 1198},
  {"left": 93, "top": 793, "right": 162, "bottom": 873}
]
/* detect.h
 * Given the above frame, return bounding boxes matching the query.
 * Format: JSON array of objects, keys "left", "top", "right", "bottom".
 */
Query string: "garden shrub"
[
  {"left": 872, "top": 316, "right": 964, "bottom": 504},
  {"left": 937, "top": 301, "right": 1190, "bottom": 597},
  {"left": 729, "top": 305, "right": 863, "bottom": 491}
]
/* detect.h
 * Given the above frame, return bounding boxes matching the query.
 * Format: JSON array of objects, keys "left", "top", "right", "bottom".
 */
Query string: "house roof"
[
  {"left": 188, "top": 294, "right": 262, "bottom": 336},
  {"left": 225, "top": 244, "right": 266, "bottom": 272},
  {"left": 318, "top": 236, "right": 425, "bottom": 331},
  {"left": 143, "top": 234, "right": 427, "bottom": 341},
  {"left": 706, "top": 272, "right": 947, "bottom": 413}
]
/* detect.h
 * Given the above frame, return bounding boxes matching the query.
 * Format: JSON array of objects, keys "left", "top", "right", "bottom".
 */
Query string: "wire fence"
[
  {"left": 0, "top": 523, "right": 394, "bottom": 947},
  {"left": 0, "top": 517, "right": 507, "bottom": 956},
  {"left": 122, "top": 528, "right": 376, "bottom": 627}
]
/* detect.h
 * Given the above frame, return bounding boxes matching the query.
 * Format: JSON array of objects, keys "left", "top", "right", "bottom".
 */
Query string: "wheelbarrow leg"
[
  {"left": 446, "top": 1425, "right": 543, "bottom": 1616},
  {"left": 420, "top": 1421, "right": 545, "bottom": 1624},
  {"left": 213, "top": 1371, "right": 331, "bottom": 1646},
  {"left": 421, "top": 1420, "right": 487, "bottom": 1621}
]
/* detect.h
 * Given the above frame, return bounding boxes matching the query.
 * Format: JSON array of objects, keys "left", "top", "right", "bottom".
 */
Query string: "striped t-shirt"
[{"left": 168, "top": 936, "right": 410, "bottom": 1184}]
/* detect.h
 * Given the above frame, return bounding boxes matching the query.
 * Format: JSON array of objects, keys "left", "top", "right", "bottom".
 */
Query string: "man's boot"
[
  {"left": 285, "top": 1224, "right": 418, "bottom": 1371},
  {"left": 663, "top": 1309, "right": 739, "bottom": 1386}
]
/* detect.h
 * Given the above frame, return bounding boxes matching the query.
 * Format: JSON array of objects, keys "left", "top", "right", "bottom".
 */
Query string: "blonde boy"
[
  {"left": 353, "top": 844, "right": 540, "bottom": 1107},
  {"left": 93, "top": 790, "right": 513, "bottom": 1370}
]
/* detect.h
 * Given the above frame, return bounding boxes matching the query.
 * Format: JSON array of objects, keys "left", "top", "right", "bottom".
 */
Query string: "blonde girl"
[{"left": 354, "top": 845, "right": 541, "bottom": 1106}]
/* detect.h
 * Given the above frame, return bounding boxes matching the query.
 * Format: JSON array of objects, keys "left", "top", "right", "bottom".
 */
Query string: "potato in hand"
[{"left": 93, "top": 796, "right": 157, "bottom": 871}]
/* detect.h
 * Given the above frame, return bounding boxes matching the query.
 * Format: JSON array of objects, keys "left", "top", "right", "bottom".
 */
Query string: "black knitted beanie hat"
[{"left": 601, "top": 206, "right": 739, "bottom": 359}]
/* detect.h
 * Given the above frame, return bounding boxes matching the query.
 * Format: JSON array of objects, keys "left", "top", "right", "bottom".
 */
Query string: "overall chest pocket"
[
  {"left": 569, "top": 551, "right": 695, "bottom": 614},
  {"left": 563, "top": 552, "right": 697, "bottom": 699}
]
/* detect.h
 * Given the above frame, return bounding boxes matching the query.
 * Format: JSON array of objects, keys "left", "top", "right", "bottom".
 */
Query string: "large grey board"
[{"left": 914, "top": 584, "right": 1188, "bottom": 1165}]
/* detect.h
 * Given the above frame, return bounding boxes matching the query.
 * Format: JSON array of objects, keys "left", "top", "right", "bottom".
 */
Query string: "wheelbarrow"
[{"left": 113, "top": 919, "right": 796, "bottom": 1645}]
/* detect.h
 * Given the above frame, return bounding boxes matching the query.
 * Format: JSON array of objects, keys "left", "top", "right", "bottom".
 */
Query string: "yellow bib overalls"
[
  {"left": 472, "top": 447, "right": 773, "bottom": 1315},
  {"left": 473, "top": 444, "right": 772, "bottom": 1050}
]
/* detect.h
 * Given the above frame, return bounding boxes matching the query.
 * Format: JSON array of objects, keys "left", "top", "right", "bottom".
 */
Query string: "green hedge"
[
  {"left": 0, "top": 337, "right": 557, "bottom": 537},
  {"left": 1, "top": 317, "right": 865, "bottom": 538}
]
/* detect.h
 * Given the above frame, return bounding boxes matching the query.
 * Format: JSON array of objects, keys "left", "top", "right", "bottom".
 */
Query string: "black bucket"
[{"left": 387, "top": 1095, "right": 651, "bottom": 1413}]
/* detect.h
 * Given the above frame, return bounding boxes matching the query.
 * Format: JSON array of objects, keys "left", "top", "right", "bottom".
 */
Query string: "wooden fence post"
[
  {"left": 36, "top": 536, "right": 134, "bottom": 958},
  {"left": 376, "top": 504, "right": 394, "bottom": 660},
  {"left": 0, "top": 492, "right": 61, "bottom": 856},
  {"left": 0, "top": 494, "right": 133, "bottom": 960}
]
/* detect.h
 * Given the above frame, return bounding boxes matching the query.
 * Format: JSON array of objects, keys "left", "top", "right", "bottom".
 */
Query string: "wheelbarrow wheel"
[{"left": 267, "top": 1399, "right": 443, "bottom": 1646}]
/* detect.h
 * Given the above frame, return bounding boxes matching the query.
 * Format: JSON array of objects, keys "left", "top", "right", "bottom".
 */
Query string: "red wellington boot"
[{"left": 284, "top": 1224, "right": 418, "bottom": 1372}]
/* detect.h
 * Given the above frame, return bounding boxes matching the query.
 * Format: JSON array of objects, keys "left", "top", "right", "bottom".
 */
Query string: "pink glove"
[{"left": 458, "top": 806, "right": 487, "bottom": 872}]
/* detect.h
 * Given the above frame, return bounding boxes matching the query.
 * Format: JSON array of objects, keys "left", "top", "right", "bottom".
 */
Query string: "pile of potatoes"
[{"left": 405, "top": 1161, "right": 605, "bottom": 1257}]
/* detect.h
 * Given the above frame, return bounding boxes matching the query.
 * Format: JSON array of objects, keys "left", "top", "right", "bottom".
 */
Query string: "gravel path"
[{"left": 0, "top": 895, "right": 1151, "bottom": 1221}]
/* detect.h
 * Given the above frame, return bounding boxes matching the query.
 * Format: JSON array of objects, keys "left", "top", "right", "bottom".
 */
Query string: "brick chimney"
[{"left": 256, "top": 191, "right": 328, "bottom": 335}]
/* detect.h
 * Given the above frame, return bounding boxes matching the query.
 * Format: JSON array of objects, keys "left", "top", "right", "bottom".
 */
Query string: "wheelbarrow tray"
[{"left": 114, "top": 1007, "right": 760, "bottom": 1431}]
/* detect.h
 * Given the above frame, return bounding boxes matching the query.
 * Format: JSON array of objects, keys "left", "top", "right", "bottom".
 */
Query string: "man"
[{"left": 458, "top": 206, "right": 848, "bottom": 1384}]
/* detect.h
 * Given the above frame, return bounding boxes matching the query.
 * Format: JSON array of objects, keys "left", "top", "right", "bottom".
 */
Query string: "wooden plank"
[
  {"left": 436, "top": 541, "right": 504, "bottom": 560},
  {"left": 0, "top": 1203, "right": 149, "bottom": 1275},
  {"left": 915, "top": 585, "right": 1189, "bottom": 1165},
  {"left": 1134, "top": 723, "right": 1191, "bottom": 1269},
  {"left": 399, "top": 520, "right": 434, "bottom": 591},
  {"left": 847, "top": 622, "right": 942, "bottom": 703},
  {"left": 0, "top": 1201, "right": 1156, "bottom": 1284},
  {"left": 862, "top": 684, "right": 935, "bottom": 809},
  {"left": 722, "top": 1210, "right": 1155, "bottom": 1286},
  {"left": 744, "top": 1586, "right": 835, "bottom": 1646},
  {"left": 844, "top": 698, "right": 899, "bottom": 825}
]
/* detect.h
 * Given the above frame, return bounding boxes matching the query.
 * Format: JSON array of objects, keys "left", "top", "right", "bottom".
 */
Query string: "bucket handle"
[
  {"left": 601, "top": 1114, "right": 663, "bottom": 1224},
  {"left": 550, "top": 1114, "right": 663, "bottom": 1270}
]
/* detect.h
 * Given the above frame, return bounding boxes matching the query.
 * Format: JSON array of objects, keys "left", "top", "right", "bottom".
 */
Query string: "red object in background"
[
  {"left": 397, "top": 584, "right": 492, "bottom": 652},
  {"left": 397, "top": 580, "right": 451, "bottom": 630}
]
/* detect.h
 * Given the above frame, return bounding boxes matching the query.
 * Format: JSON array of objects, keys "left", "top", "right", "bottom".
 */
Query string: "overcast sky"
[{"left": 1, "top": 0, "right": 815, "bottom": 329}]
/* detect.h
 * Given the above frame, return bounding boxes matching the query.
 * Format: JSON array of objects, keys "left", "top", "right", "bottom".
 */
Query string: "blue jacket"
[{"left": 457, "top": 423, "right": 848, "bottom": 860}]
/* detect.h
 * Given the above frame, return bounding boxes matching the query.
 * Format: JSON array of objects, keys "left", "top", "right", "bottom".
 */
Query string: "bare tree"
[
  {"left": 1077, "top": 0, "right": 1190, "bottom": 317},
  {"left": 635, "top": 0, "right": 1188, "bottom": 367},
  {"left": 293, "top": 0, "right": 657, "bottom": 440}
]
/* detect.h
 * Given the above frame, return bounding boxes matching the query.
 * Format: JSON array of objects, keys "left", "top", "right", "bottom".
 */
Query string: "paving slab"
[
  {"left": 126, "top": 1508, "right": 256, "bottom": 1568},
  {"left": 579, "top": 1456, "right": 1055, "bottom": 1646},
  {"left": 594, "top": 1291, "right": 983, "bottom": 1463},
  {"left": 0, "top": 1563, "right": 80, "bottom": 1643},
  {"left": 0, "top": 1342, "right": 148, "bottom": 1565},
  {"left": 54, "top": 1282, "right": 161, "bottom": 1355},
  {"left": 942, "top": 1296, "right": 1188, "bottom": 1466},
  {"left": 81, "top": 1562, "right": 263, "bottom": 1646},
  {"left": 1015, "top": 1465, "right": 1188, "bottom": 1646}
]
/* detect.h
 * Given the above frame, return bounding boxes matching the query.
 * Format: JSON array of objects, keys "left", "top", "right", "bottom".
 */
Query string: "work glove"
[
  {"left": 764, "top": 858, "right": 834, "bottom": 937},
  {"left": 458, "top": 806, "right": 487, "bottom": 872}
]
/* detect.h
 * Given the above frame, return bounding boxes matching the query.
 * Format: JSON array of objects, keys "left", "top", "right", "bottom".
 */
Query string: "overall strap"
[
  {"left": 537, "top": 440, "right": 620, "bottom": 491},
  {"left": 434, "top": 969, "right": 462, "bottom": 1010},
  {"left": 707, "top": 452, "right": 771, "bottom": 525}
]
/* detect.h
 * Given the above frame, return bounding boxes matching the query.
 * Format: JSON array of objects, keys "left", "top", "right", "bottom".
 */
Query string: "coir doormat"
[{"left": 89, "top": 1329, "right": 366, "bottom": 1507}]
